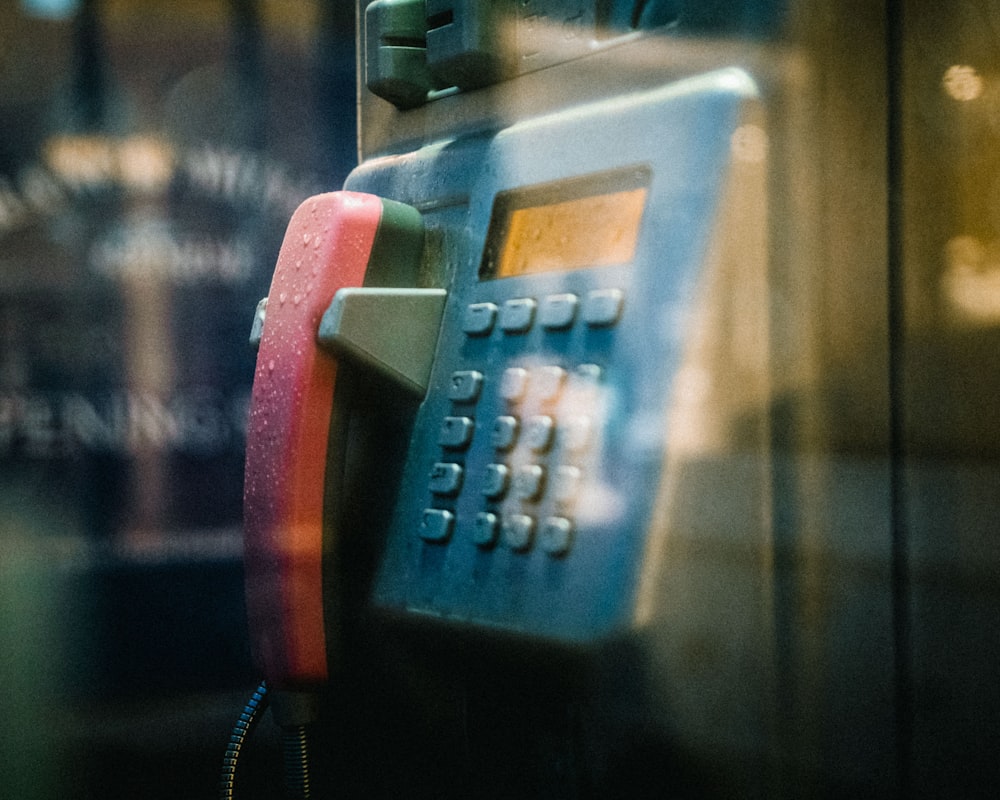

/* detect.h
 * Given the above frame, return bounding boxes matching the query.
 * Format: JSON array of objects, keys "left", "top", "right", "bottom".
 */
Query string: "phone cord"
[
  {"left": 219, "top": 680, "right": 269, "bottom": 800},
  {"left": 281, "top": 724, "right": 313, "bottom": 799}
]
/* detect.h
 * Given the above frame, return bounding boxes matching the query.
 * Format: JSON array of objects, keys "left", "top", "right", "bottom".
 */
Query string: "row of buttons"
[
  {"left": 446, "top": 363, "right": 601, "bottom": 407},
  {"left": 429, "top": 462, "right": 581, "bottom": 504},
  {"left": 439, "top": 413, "right": 589, "bottom": 455},
  {"left": 462, "top": 289, "right": 624, "bottom": 336},
  {"left": 420, "top": 508, "right": 574, "bottom": 556}
]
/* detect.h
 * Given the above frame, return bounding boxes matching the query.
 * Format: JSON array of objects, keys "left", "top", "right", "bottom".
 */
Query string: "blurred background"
[
  {"left": 0, "top": 1, "right": 354, "bottom": 797},
  {"left": 1, "top": 0, "right": 1000, "bottom": 798}
]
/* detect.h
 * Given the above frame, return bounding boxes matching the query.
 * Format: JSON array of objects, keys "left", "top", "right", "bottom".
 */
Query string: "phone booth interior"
[{"left": 238, "top": 2, "right": 1000, "bottom": 798}]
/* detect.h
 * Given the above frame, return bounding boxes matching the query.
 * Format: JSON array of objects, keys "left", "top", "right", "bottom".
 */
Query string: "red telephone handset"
[{"left": 243, "top": 192, "right": 383, "bottom": 687}]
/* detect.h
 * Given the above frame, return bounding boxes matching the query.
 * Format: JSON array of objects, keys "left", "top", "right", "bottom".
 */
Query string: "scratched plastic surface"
[{"left": 244, "top": 191, "right": 381, "bottom": 685}]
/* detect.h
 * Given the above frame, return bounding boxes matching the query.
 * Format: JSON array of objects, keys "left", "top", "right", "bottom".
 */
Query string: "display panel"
[{"left": 480, "top": 166, "right": 651, "bottom": 279}]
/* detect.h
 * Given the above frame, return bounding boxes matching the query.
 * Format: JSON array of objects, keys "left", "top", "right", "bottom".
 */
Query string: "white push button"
[
  {"left": 500, "top": 367, "right": 529, "bottom": 402},
  {"left": 532, "top": 366, "right": 566, "bottom": 402},
  {"left": 513, "top": 464, "right": 545, "bottom": 502},
  {"left": 552, "top": 466, "right": 582, "bottom": 506},
  {"left": 524, "top": 416, "right": 555, "bottom": 453},
  {"left": 563, "top": 416, "right": 592, "bottom": 453},
  {"left": 583, "top": 289, "right": 624, "bottom": 327}
]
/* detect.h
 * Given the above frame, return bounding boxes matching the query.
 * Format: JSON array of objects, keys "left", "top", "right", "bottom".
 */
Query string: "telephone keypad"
[
  {"left": 426, "top": 289, "right": 623, "bottom": 558},
  {"left": 429, "top": 358, "right": 608, "bottom": 556}
]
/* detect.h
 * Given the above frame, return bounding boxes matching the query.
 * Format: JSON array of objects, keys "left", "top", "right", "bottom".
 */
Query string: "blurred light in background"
[
  {"left": 942, "top": 64, "right": 984, "bottom": 101},
  {"left": 21, "top": 0, "right": 80, "bottom": 21}
]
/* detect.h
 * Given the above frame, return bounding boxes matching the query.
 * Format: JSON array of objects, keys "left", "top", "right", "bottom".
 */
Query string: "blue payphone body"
[{"left": 348, "top": 69, "right": 757, "bottom": 644}]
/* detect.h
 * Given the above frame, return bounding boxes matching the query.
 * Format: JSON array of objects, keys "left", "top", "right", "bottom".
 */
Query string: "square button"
[
  {"left": 513, "top": 464, "right": 545, "bottom": 502},
  {"left": 438, "top": 416, "right": 475, "bottom": 449},
  {"left": 473, "top": 512, "right": 500, "bottom": 547},
  {"left": 562, "top": 416, "right": 592, "bottom": 453},
  {"left": 574, "top": 363, "right": 602, "bottom": 384},
  {"left": 532, "top": 366, "right": 566, "bottom": 402},
  {"left": 524, "top": 415, "right": 555, "bottom": 453},
  {"left": 482, "top": 464, "right": 510, "bottom": 500},
  {"left": 500, "top": 298, "right": 536, "bottom": 333},
  {"left": 420, "top": 509, "right": 454, "bottom": 542},
  {"left": 583, "top": 289, "right": 624, "bottom": 327},
  {"left": 502, "top": 514, "right": 535, "bottom": 552},
  {"left": 539, "top": 293, "right": 578, "bottom": 330},
  {"left": 552, "top": 466, "right": 582, "bottom": 506},
  {"left": 429, "top": 462, "right": 463, "bottom": 496},
  {"left": 490, "top": 416, "right": 519, "bottom": 450},
  {"left": 448, "top": 370, "right": 483, "bottom": 403},
  {"left": 540, "top": 517, "right": 573, "bottom": 556},
  {"left": 462, "top": 302, "right": 498, "bottom": 336},
  {"left": 500, "top": 367, "right": 529, "bottom": 402}
]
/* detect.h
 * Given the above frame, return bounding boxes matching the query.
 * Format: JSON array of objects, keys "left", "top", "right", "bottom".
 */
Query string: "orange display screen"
[{"left": 480, "top": 166, "right": 650, "bottom": 280}]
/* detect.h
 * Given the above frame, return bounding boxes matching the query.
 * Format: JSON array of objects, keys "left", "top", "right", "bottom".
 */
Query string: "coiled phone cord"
[
  {"left": 219, "top": 680, "right": 318, "bottom": 799},
  {"left": 281, "top": 723, "right": 313, "bottom": 799},
  {"left": 219, "top": 680, "right": 269, "bottom": 800}
]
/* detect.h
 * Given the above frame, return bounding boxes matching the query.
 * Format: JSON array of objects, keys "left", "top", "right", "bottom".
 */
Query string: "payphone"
[{"left": 229, "top": 1, "right": 1000, "bottom": 798}]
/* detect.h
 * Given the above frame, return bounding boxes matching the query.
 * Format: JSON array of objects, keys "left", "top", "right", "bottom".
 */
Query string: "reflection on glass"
[
  {"left": 42, "top": 134, "right": 175, "bottom": 193},
  {"left": 730, "top": 123, "right": 769, "bottom": 163},
  {"left": 943, "top": 235, "right": 1000, "bottom": 325},
  {"left": 0, "top": 2, "right": 354, "bottom": 797}
]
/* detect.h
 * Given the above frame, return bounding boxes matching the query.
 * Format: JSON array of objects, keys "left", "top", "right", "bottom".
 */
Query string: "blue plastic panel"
[{"left": 347, "top": 68, "right": 758, "bottom": 645}]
